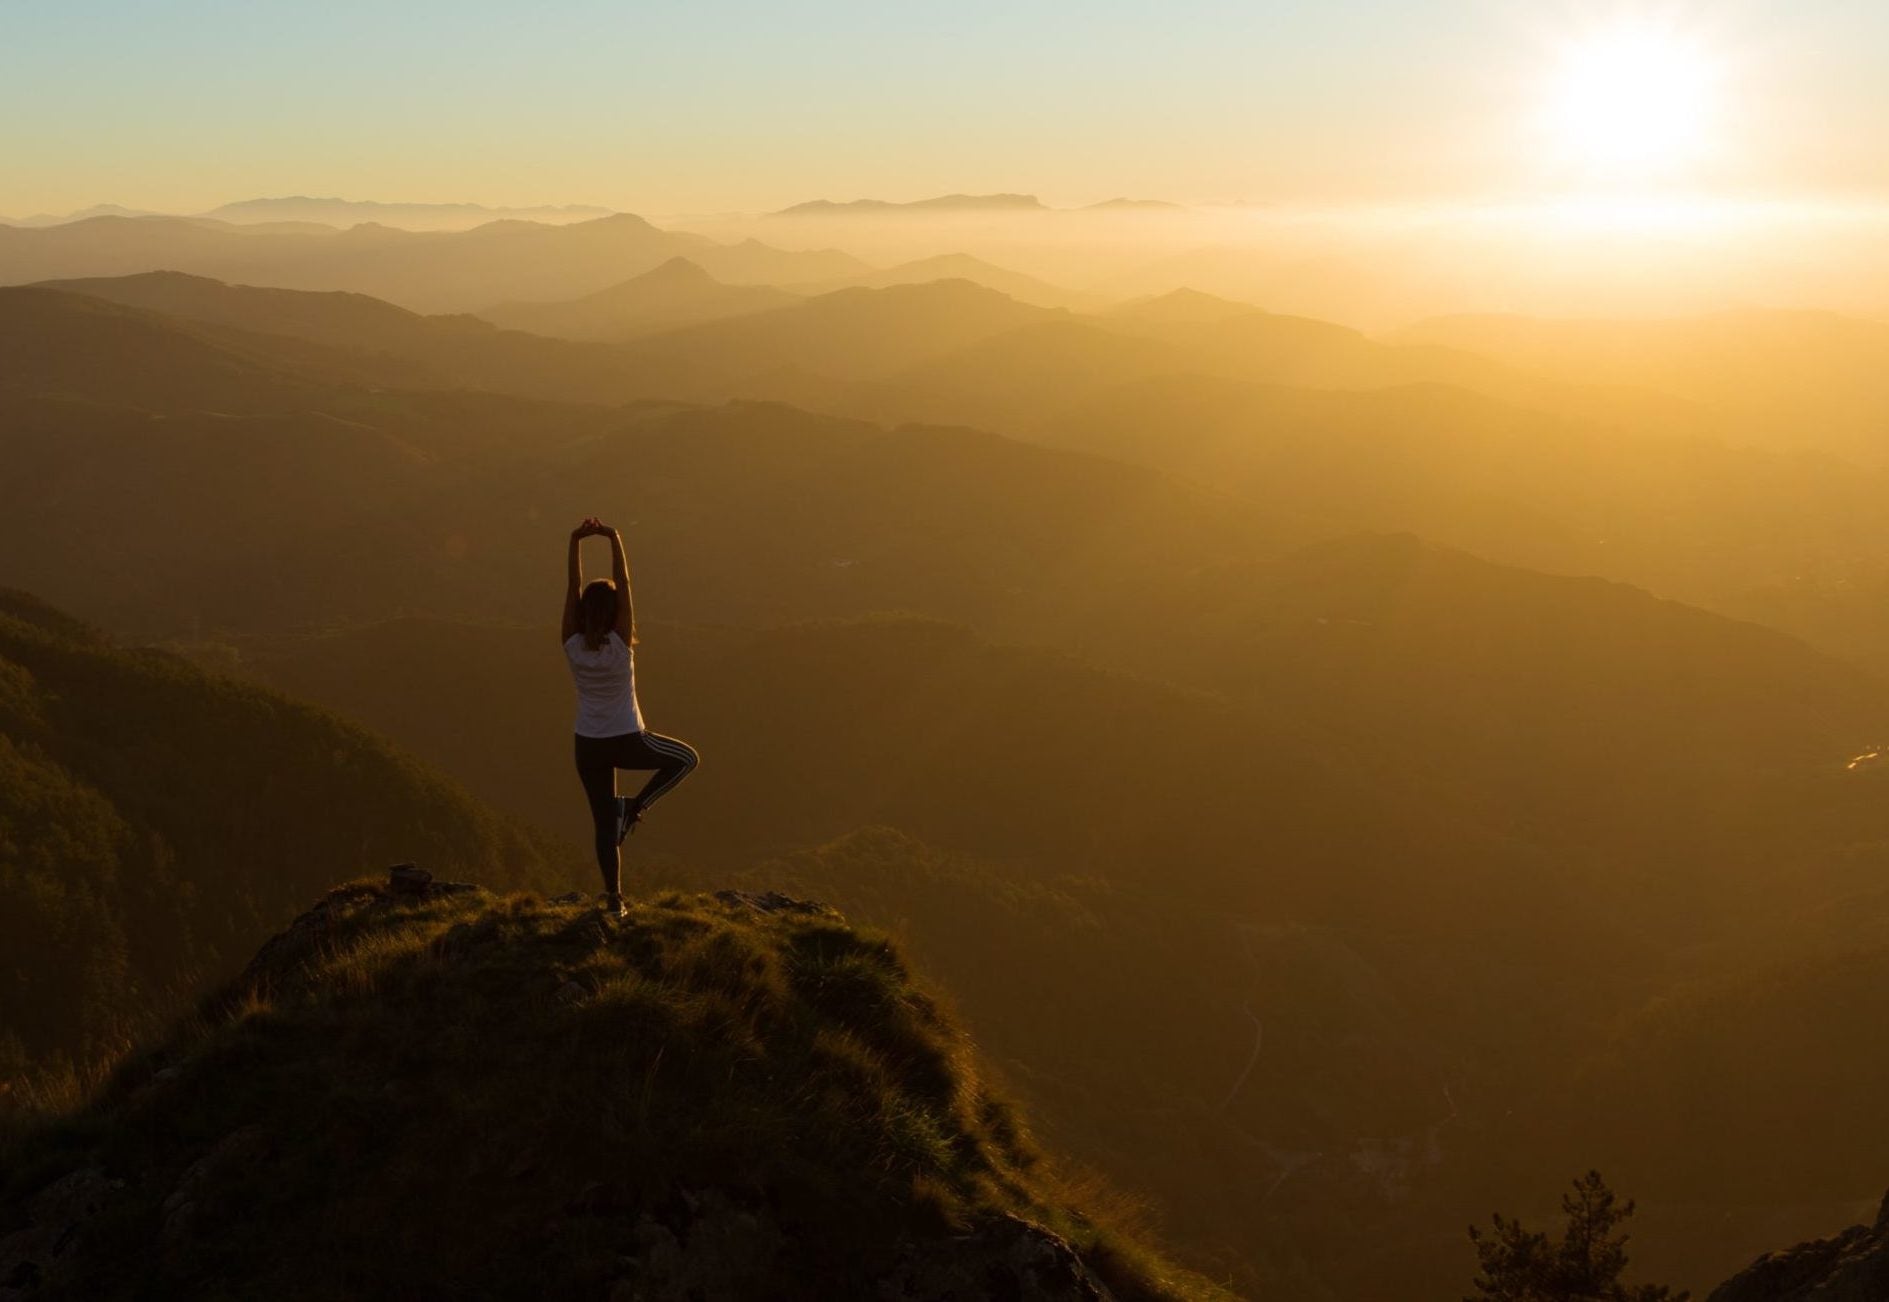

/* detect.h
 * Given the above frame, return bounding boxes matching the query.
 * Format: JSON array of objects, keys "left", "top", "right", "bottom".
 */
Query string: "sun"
[{"left": 1540, "top": 20, "right": 1720, "bottom": 179}]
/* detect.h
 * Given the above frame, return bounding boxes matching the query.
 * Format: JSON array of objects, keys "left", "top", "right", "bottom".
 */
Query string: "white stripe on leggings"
[{"left": 636, "top": 732, "right": 697, "bottom": 808}]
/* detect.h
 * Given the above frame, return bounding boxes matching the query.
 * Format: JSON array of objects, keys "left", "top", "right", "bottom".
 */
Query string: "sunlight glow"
[{"left": 1541, "top": 20, "right": 1720, "bottom": 179}]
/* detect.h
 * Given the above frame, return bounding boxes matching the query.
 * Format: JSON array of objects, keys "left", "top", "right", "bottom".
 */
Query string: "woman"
[{"left": 562, "top": 517, "right": 698, "bottom": 915}]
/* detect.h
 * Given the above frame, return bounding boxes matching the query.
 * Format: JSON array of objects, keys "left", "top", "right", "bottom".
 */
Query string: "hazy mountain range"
[
  {"left": 771, "top": 192, "right": 1185, "bottom": 216},
  {"left": 8, "top": 218, "right": 1889, "bottom": 1298},
  {"left": 0, "top": 212, "right": 867, "bottom": 312},
  {"left": 0, "top": 196, "right": 617, "bottom": 231}
]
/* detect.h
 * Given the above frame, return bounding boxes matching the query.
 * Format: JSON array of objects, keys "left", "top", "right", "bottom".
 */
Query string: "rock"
[
  {"left": 0, "top": 1168, "right": 124, "bottom": 1295},
  {"left": 161, "top": 1126, "right": 272, "bottom": 1245},
  {"left": 877, "top": 1214, "right": 1117, "bottom": 1302},
  {"left": 240, "top": 900, "right": 336, "bottom": 980},
  {"left": 610, "top": 1187, "right": 785, "bottom": 1301},
  {"left": 427, "top": 880, "right": 479, "bottom": 896},
  {"left": 713, "top": 889, "right": 834, "bottom": 917},
  {"left": 388, "top": 863, "right": 432, "bottom": 894},
  {"left": 1709, "top": 1190, "right": 1889, "bottom": 1301}
]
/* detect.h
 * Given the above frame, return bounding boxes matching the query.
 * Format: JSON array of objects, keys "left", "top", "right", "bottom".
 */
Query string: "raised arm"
[
  {"left": 562, "top": 518, "right": 596, "bottom": 643},
  {"left": 603, "top": 524, "right": 635, "bottom": 644}
]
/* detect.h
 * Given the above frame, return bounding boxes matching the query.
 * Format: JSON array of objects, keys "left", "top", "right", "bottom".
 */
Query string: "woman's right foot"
[{"left": 601, "top": 892, "right": 626, "bottom": 918}]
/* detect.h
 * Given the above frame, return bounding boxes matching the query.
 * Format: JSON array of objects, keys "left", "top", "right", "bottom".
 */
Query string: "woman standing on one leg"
[{"left": 562, "top": 517, "right": 699, "bottom": 916}]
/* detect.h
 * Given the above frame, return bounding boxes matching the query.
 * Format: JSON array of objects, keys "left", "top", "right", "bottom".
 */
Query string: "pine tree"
[{"left": 1467, "top": 1171, "right": 1687, "bottom": 1301}]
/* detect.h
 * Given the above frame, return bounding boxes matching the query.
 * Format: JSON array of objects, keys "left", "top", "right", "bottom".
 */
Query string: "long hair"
[{"left": 579, "top": 580, "right": 619, "bottom": 651}]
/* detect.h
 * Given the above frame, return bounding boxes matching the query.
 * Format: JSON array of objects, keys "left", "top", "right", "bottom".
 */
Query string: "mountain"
[
  {"left": 29, "top": 270, "right": 488, "bottom": 354},
  {"left": 773, "top": 193, "right": 1050, "bottom": 216},
  {"left": 1710, "top": 1194, "right": 1889, "bottom": 1301},
  {"left": 24, "top": 270, "right": 1074, "bottom": 409},
  {"left": 1127, "top": 533, "right": 1889, "bottom": 871},
  {"left": 614, "top": 279, "right": 1061, "bottom": 391},
  {"left": 683, "top": 236, "right": 870, "bottom": 285},
  {"left": 1097, "top": 243, "right": 1412, "bottom": 325},
  {"left": 476, "top": 257, "right": 802, "bottom": 340},
  {"left": 813, "top": 295, "right": 1706, "bottom": 447},
  {"left": 1024, "top": 366, "right": 1889, "bottom": 671},
  {"left": 0, "top": 591, "right": 563, "bottom": 1083},
  {"left": 1394, "top": 310, "right": 1889, "bottom": 464},
  {"left": 1104, "top": 287, "right": 1260, "bottom": 323},
  {"left": 0, "top": 294, "right": 1292, "bottom": 643},
  {"left": 805, "top": 253, "right": 1096, "bottom": 309},
  {"left": 0, "top": 203, "right": 160, "bottom": 228},
  {"left": 12, "top": 275, "right": 702, "bottom": 405},
  {"left": 0, "top": 212, "right": 853, "bottom": 313},
  {"left": 197, "top": 195, "right": 615, "bottom": 229},
  {"left": 0, "top": 877, "right": 1226, "bottom": 1300}
]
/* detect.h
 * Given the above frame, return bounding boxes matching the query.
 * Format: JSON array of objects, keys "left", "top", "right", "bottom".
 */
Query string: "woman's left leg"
[{"left": 613, "top": 730, "right": 700, "bottom": 823}]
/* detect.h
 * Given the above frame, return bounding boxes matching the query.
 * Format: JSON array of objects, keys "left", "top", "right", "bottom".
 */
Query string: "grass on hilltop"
[{"left": 1, "top": 881, "right": 1231, "bottom": 1301}]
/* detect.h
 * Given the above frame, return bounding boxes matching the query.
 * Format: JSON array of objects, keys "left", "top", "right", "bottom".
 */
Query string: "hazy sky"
[{"left": 3, "top": 0, "right": 1884, "bottom": 217}]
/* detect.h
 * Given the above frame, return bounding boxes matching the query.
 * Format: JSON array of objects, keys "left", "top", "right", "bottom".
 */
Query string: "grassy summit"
[{"left": 0, "top": 878, "right": 1226, "bottom": 1301}]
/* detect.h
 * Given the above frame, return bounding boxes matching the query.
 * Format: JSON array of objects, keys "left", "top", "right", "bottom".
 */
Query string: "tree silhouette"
[{"left": 1467, "top": 1171, "right": 1687, "bottom": 1301}]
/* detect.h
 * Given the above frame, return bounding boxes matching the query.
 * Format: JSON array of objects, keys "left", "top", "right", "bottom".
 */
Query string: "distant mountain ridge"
[
  {"left": 0, "top": 203, "right": 160, "bottom": 227},
  {"left": 1084, "top": 197, "right": 1185, "bottom": 211},
  {"left": 198, "top": 195, "right": 617, "bottom": 229},
  {"left": 802, "top": 252, "right": 1095, "bottom": 309},
  {"left": 770, "top": 193, "right": 1185, "bottom": 216},
  {"left": 476, "top": 256, "right": 802, "bottom": 341},
  {"left": 773, "top": 193, "right": 1050, "bottom": 215},
  {"left": 0, "top": 212, "right": 866, "bottom": 312},
  {"left": 1, "top": 197, "right": 617, "bottom": 231}
]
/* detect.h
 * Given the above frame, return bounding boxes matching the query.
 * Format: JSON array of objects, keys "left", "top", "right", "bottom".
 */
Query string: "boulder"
[
  {"left": 0, "top": 1168, "right": 124, "bottom": 1298},
  {"left": 388, "top": 863, "right": 433, "bottom": 894},
  {"left": 713, "top": 890, "right": 834, "bottom": 917},
  {"left": 877, "top": 1214, "right": 1117, "bottom": 1302}
]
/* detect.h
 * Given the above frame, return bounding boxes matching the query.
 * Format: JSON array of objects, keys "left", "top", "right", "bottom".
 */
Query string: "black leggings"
[{"left": 574, "top": 730, "right": 699, "bottom": 890}]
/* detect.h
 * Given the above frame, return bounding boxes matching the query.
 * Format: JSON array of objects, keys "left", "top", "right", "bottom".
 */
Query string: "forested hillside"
[{"left": 0, "top": 592, "right": 563, "bottom": 1084}]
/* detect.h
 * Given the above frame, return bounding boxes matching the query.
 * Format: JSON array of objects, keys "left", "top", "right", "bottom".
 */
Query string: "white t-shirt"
[{"left": 564, "top": 631, "right": 645, "bottom": 737}]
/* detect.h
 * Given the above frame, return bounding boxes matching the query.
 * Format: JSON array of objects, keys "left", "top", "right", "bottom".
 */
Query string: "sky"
[{"left": 2, "top": 0, "right": 1885, "bottom": 217}]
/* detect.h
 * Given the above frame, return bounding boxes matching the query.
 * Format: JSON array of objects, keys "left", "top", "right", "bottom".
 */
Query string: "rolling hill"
[
  {"left": 804, "top": 253, "right": 1096, "bottom": 309},
  {"left": 475, "top": 257, "right": 801, "bottom": 340},
  {"left": 0, "top": 292, "right": 1296, "bottom": 641},
  {"left": 0, "top": 212, "right": 864, "bottom": 313}
]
